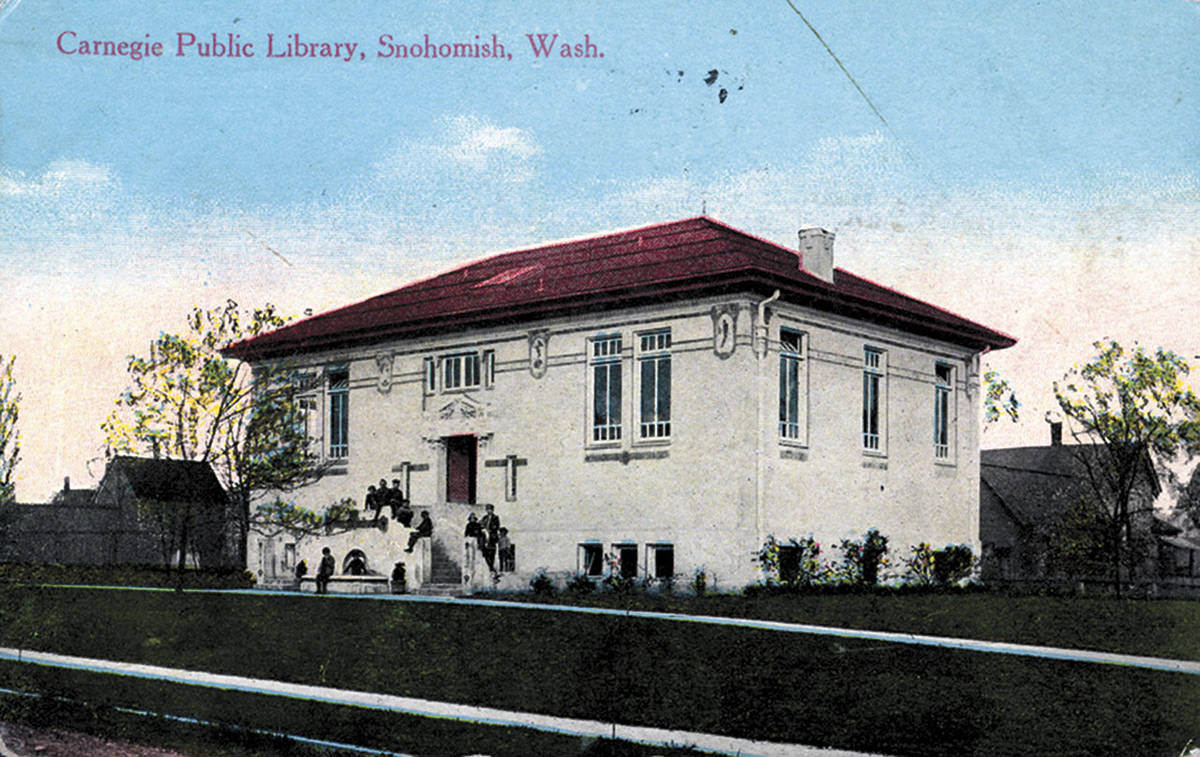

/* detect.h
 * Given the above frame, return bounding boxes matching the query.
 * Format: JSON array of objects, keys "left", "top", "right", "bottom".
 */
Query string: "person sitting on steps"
[{"left": 405, "top": 511, "right": 433, "bottom": 552}]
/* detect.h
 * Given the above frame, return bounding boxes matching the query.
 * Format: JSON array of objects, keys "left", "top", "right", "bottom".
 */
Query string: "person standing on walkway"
[
  {"left": 479, "top": 504, "right": 500, "bottom": 573},
  {"left": 316, "top": 547, "right": 335, "bottom": 594}
]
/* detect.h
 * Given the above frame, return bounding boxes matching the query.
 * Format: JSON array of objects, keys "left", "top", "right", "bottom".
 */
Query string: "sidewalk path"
[{"left": 0, "top": 646, "right": 881, "bottom": 757}]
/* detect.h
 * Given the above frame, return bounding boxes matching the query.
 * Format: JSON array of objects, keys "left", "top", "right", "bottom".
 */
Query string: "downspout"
[
  {"left": 755, "top": 291, "right": 780, "bottom": 359},
  {"left": 754, "top": 290, "right": 781, "bottom": 553},
  {"left": 970, "top": 347, "right": 989, "bottom": 560}
]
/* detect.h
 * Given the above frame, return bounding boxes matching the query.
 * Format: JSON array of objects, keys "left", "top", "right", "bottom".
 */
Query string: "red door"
[{"left": 445, "top": 435, "right": 477, "bottom": 504}]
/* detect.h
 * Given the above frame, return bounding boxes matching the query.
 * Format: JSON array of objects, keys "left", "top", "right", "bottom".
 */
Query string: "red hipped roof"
[{"left": 225, "top": 217, "right": 1015, "bottom": 360}]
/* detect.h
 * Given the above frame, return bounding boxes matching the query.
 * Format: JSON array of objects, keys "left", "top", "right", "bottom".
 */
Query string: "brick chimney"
[
  {"left": 1045, "top": 410, "right": 1063, "bottom": 446},
  {"left": 799, "top": 227, "right": 835, "bottom": 283}
]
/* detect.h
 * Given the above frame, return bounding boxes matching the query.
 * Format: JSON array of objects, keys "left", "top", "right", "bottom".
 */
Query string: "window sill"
[
  {"left": 440, "top": 386, "right": 482, "bottom": 395},
  {"left": 584, "top": 440, "right": 623, "bottom": 452},
  {"left": 861, "top": 449, "right": 888, "bottom": 459},
  {"left": 778, "top": 437, "right": 809, "bottom": 450},
  {"left": 933, "top": 458, "right": 958, "bottom": 468},
  {"left": 633, "top": 437, "right": 672, "bottom": 448}
]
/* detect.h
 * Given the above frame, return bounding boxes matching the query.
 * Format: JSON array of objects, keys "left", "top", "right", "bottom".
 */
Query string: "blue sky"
[{"left": 1, "top": 0, "right": 1198, "bottom": 499}]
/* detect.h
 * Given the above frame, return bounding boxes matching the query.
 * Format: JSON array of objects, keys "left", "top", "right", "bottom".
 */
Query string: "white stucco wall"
[
  {"left": 759, "top": 305, "right": 982, "bottom": 570},
  {"left": 249, "top": 290, "right": 985, "bottom": 590}
]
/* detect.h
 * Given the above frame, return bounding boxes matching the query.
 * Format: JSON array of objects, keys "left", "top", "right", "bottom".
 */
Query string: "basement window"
[{"left": 579, "top": 543, "right": 603, "bottom": 577}]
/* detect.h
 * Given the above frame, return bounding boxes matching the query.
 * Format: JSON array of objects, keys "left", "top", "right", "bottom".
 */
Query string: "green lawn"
[
  {"left": 1, "top": 586, "right": 1198, "bottom": 756},
  {"left": 493, "top": 588, "right": 1200, "bottom": 661}
]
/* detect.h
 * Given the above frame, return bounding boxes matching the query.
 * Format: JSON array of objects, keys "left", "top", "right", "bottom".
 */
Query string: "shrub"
[
  {"left": 529, "top": 567, "right": 555, "bottom": 597},
  {"left": 932, "top": 544, "right": 975, "bottom": 586},
  {"left": 756, "top": 534, "right": 829, "bottom": 588},
  {"left": 658, "top": 572, "right": 676, "bottom": 595},
  {"left": 835, "top": 528, "right": 889, "bottom": 586},
  {"left": 566, "top": 571, "right": 595, "bottom": 597},
  {"left": 903, "top": 542, "right": 936, "bottom": 587},
  {"left": 602, "top": 572, "right": 635, "bottom": 595},
  {"left": 692, "top": 566, "right": 708, "bottom": 596},
  {"left": 601, "top": 553, "right": 636, "bottom": 595},
  {"left": 901, "top": 543, "right": 976, "bottom": 588}
]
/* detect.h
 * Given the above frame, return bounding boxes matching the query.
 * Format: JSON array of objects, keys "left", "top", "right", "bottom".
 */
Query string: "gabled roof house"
[
  {"left": 227, "top": 217, "right": 1014, "bottom": 591},
  {"left": 2, "top": 457, "right": 236, "bottom": 569},
  {"left": 980, "top": 424, "right": 1199, "bottom": 583}
]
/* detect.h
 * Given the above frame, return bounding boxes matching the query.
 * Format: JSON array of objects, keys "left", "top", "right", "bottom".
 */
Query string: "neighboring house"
[
  {"left": 1153, "top": 509, "right": 1200, "bottom": 579},
  {"left": 1, "top": 482, "right": 116, "bottom": 565},
  {"left": 980, "top": 423, "right": 1172, "bottom": 581},
  {"left": 225, "top": 216, "right": 1015, "bottom": 591},
  {"left": 1, "top": 457, "right": 238, "bottom": 569}
]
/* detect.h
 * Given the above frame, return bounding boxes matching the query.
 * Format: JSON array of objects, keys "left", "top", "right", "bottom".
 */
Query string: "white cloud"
[
  {"left": 437, "top": 114, "right": 540, "bottom": 169},
  {"left": 373, "top": 114, "right": 541, "bottom": 184},
  {"left": 0, "top": 159, "right": 115, "bottom": 196}
]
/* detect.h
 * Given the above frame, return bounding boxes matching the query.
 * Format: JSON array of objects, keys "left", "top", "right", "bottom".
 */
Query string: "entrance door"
[{"left": 445, "top": 435, "right": 477, "bottom": 504}]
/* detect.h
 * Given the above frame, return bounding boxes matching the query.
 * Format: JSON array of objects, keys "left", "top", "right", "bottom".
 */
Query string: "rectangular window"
[
  {"left": 328, "top": 368, "right": 349, "bottom": 459},
  {"left": 591, "top": 335, "right": 622, "bottom": 442},
  {"left": 297, "top": 396, "right": 319, "bottom": 456},
  {"left": 777, "top": 545, "right": 801, "bottom": 583},
  {"left": 615, "top": 543, "right": 638, "bottom": 579},
  {"left": 934, "top": 363, "right": 954, "bottom": 460},
  {"left": 639, "top": 330, "right": 671, "bottom": 439},
  {"left": 579, "top": 543, "right": 603, "bottom": 577},
  {"left": 441, "top": 352, "right": 481, "bottom": 391},
  {"left": 779, "top": 329, "right": 807, "bottom": 441},
  {"left": 423, "top": 357, "right": 436, "bottom": 395},
  {"left": 862, "top": 348, "right": 885, "bottom": 452},
  {"left": 648, "top": 543, "right": 674, "bottom": 580},
  {"left": 482, "top": 350, "right": 495, "bottom": 389}
]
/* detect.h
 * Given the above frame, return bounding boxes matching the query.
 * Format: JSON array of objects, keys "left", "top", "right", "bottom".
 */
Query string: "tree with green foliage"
[
  {"left": 0, "top": 354, "right": 19, "bottom": 504},
  {"left": 0, "top": 355, "right": 20, "bottom": 549},
  {"left": 983, "top": 369, "right": 1020, "bottom": 427},
  {"left": 1053, "top": 340, "right": 1200, "bottom": 592},
  {"left": 102, "top": 301, "right": 338, "bottom": 571}
]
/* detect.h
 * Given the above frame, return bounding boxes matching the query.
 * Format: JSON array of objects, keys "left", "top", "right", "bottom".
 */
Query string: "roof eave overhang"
[{"left": 224, "top": 269, "right": 1016, "bottom": 362}]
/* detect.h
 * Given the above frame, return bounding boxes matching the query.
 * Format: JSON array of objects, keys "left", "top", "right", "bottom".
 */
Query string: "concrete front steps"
[{"left": 429, "top": 539, "right": 461, "bottom": 583}]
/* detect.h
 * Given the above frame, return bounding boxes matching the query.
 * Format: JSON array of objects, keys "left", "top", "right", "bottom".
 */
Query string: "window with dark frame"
[
  {"left": 934, "top": 363, "right": 953, "bottom": 459},
  {"left": 423, "top": 357, "right": 436, "bottom": 394},
  {"left": 777, "top": 545, "right": 800, "bottom": 583},
  {"left": 579, "top": 543, "right": 603, "bottom": 577},
  {"left": 862, "top": 348, "right": 884, "bottom": 451},
  {"left": 297, "top": 396, "right": 318, "bottom": 453},
  {"left": 779, "top": 328, "right": 806, "bottom": 441},
  {"left": 482, "top": 349, "right": 495, "bottom": 389},
  {"left": 328, "top": 368, "right": 349, "bottom": 459},
  {"left": 616, "top": 543, "right": 638, "bottom": 579},
  {"left": 442, "top": 352, "right": 481, "bottom": 391},
  {"left": 591, "top": 334, "right": 622, "bottom": 442},
  {"left": 648, "top": 543, "right": 674, "bottom": 579},
  {"left": 639, "top": 329, "right": 671, "bottom": 439}
]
